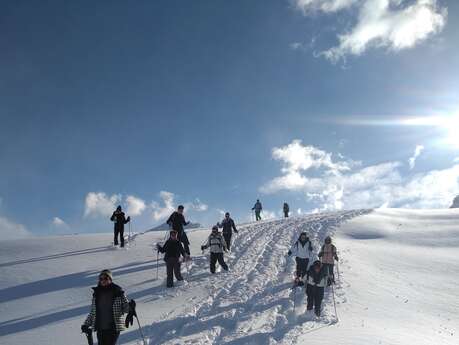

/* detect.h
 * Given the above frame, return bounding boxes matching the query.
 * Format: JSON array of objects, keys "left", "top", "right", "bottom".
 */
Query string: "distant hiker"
[
  {"left": 318, "top": 236, "right": 339, "bottom": 286},
  {"left": 252, "top": 199, "right": 263, "bottom": 221},
  {"left": 218, "top": 212, "right": 238, "bottom": 251},
  {"left": 288, "top": 232, "right": 313, "bottom": 285},
  {"left": 156, "top": 230, "right": 188, "bottom": 288},
  {"left": 166, "top": 205, "right": 191, "bottom": 257},
  {"left": 82, "top": 269, "right": 136, "bottom": 345},
  {"left": 110, "top": 206, "right": 130, "bottom": 248},
  {"left": 306, "top": 260, "right": 326, "bottom": 317},
  {"left": 283, "top": 202, "right": 290, "bottom": 218},
  {"left": 201, "top": 225, "right": 229, "bottom": 273}
]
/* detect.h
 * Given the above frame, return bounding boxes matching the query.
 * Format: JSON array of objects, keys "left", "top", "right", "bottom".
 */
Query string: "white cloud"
[
  {"left": 126, "top": 195, "right": 146, "bottom": 216},
  {"left": 295, "top": 0, "right": 359, "bottom": 13},
  {"left": 294, "top": 0, "right": 447, "bottom": 62},
  {"left": 84, "top": 192, "right": 121, "bottom": 218},
  {"left": 0, "top": 216, "right": 31, "bottom": 241},
  {"left": 408, "top": 145, "right": 425, "bottom": 170},
  {"left": 52, "top": 217, "right": 68, "bottom": 227},
  {"left": 261, "top": 140, "right": 459, "bottom": 211},
  {"left": 186, "top": 198, "right": 209, "bottom": 212},
  {"left": 261, "top": 140, "right": 357, "bottom": 194},
  {"left": 290, "top": 42, "right": 303, "bottom": 50},
  {"left": 151, "top": 191, "right": 176, "bottom": 221}
]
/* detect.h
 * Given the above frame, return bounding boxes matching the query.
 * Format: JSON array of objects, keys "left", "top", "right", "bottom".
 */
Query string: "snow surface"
[{"left": 1, "top": 209, "right": 458, "bottom": 345}]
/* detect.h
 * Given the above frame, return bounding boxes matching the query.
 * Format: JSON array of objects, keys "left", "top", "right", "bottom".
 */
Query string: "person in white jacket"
[
  {"left": 288, "top": 232, "right": 313, "bottom": 285},
  {"left": 201, "top": 225, "right": 229, "bottom": 273}
]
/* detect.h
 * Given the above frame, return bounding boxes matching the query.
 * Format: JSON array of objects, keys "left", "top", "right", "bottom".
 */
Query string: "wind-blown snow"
[{"left": 1, "top": 209, "right": 458, "bottom": 344}]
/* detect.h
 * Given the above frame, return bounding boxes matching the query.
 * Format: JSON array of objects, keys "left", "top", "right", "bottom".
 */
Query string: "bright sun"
[{"left": 440, "top": 115, "right": 459, "bottom": 148}]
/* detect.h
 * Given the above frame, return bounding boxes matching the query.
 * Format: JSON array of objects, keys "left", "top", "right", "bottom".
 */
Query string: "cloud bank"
[
  {"left": 0, "top": 216, "right": 31, "bottom": 241},
  {"left": 84, "top": 192, "right": 121, "bottom": 218},
  {"left": 261, "top": 140, "right": 459, "bottom": 211},
  {"left": 293, "top": 0, "right": 447, "bottom": 62}
]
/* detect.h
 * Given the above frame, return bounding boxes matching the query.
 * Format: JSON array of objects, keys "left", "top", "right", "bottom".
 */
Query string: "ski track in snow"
[{"left": 143, "top": 210, "right": 370, "bottom": 345}]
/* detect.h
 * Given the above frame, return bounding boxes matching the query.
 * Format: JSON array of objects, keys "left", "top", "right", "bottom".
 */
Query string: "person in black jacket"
[
  {"left": 305, "top": 260, "right": 327, "bottom": 317},
  {"left": 110, "top": 206, "right": 130, "bottom": 248},
  {"left": 82, "top": 269, "right": 136, "bottom": 345},
  {"left": 166, "top": 205, "right": 191, "bottom": 256},
  {"left": 157, "top": 230, "right": 188, "bottom": 287},
  {"left": 217, "top": 212, "right": 238, "bottom": 251},
  {"left": 283, "top": 202, "right": 289, "bottom": 218}
]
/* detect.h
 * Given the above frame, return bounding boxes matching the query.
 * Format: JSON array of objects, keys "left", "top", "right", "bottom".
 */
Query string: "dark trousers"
[
  {"left": 223, "top": 233, "right": 232, "bottom": 251},
  {"left": 322, "top": 263, "right": 334, "bottom": 285},
  {"left": 97, "top": 330, "right": 120, "bottom": 345},
  {"left": 179, "top": 232, "right": 191, "bottom": 255},
  {"left": 284, "top": 211, "right": 289, "bottom": 218},
  {"left": 306, "top": 284, "right": 324, "bottom": 316},
  {"left": 114, "top": 226, "right": 124, "bottom": 247},
  {"left": 166, "top": 257, "right": 183, "bottom": 287},
  {"left": 295, "top": 257, "right": 309, "bottom": 278},
  {"left": 210, "top": 252, "right": 228, "bottom": 273},
  {"left": 255, "top": 211, "right": 261, "bottom": 221}
]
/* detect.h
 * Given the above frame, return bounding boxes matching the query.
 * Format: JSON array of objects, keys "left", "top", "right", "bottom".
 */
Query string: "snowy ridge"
[{"left": 1, "top": 209, "right": 459, "bottom": 345}]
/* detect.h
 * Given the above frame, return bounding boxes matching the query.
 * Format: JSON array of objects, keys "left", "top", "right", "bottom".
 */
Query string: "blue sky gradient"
[{"left": 1, "top": 0, "right": 458, "bottom": 237}]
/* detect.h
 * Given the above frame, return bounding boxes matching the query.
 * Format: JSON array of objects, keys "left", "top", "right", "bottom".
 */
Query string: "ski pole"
[
  {"left": 293, "top": 286, "right": 297, "bottom": 313},
  {"left": 128, "top": 221, "right": 131, "bottom": 245},
  {"left": 156, "top": 249, "right": 159, "bottom": 280},
  {"left": 135, "top": 314, "right": 147, "bottom": 345},
  {"left": 331, "top": 282, "right": 339, "bottom": 321},
  {"left": 336, "top": 260, "right": 340, "bottom": 280}
]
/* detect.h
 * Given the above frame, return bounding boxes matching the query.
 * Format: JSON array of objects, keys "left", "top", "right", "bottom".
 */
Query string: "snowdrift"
[{"left": 0, "top": 209, "right": 458, "bottom": 345}]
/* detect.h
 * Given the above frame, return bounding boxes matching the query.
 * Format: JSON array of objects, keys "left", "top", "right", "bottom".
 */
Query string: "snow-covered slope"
[{"left": 1, "top": 209, "right": 458, "bottom": 345}]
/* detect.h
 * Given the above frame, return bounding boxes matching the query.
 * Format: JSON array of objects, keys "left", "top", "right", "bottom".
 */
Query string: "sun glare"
[{"left": 439, "top": 115, "right": 459, "bottom": 149}]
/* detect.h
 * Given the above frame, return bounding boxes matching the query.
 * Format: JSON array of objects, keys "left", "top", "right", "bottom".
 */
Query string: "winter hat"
[
  {"left": 325, "top": 236, "right": 332, "bottom": 244},
  {"left": 212, "top": 225, "right": 219, "bottom": 232},
  {"left": 225, "top": 212, "right": 230, "bottom": 217},
  {"left": 99, "top": 269, "right": 113, "bottom": 281},
  {"left": 178, "top": 205, "right": 184, "bottom": 210},
  {"left": 116, "top": 205, "right": 122, "bottom": 211}
]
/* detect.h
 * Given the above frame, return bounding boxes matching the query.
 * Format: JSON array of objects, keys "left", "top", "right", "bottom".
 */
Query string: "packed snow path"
[
  {"left": 138, "top": 210, "right": 368, "bottom": 345},
  {"left": 2, "top": 208, "right": 458, "bottom": 345}
]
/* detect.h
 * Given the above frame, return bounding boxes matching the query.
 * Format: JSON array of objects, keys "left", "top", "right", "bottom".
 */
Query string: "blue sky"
[{"left": 1, "top": 0, "right": 458, "bottom": 238}]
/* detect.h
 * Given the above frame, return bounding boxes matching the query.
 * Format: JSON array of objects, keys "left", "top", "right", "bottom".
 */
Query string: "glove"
[
  {"left": 287, "top": 250, "right": 292, "bottom": 256},
  {"left": 81, "top": 324, "right": 90, "bottom": 333},
  {"left": 129, "top": 299, "right": 136, "bottom": 311},
  {"left": 318, "top": 252, "right": 323, "bottom": 257},
  {"left": 127, "top": 216, "right": 131, "bottom": 221},
  {"left": 125, "top": 313, "right": 134, "bottom": 328},
  {"left": 125, "top": 299, "right": 137, "bottom": 328},
  {"left": 186, "top": 221, "right": 191, "bottom": 225},
  {"left": 201, "top": 245, "right": 205, "bottom": 251},
  {"left": 335, "top": 256, "right": 339, "bottom": 261}
]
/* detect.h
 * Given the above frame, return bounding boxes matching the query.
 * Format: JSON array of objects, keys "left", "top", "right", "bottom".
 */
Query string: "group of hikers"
[{"left": 82, "top": 200, "right": 338, "bottom": 344}]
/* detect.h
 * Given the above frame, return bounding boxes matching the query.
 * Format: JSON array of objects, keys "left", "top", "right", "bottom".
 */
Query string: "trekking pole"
[
  {"left": 128, "top": 221, "right": 132, "bottom": 245},
  {"left": 156, "top": 249, "right": 159, "bottom": 280},
  {"left": 134, "top": 314, "right": 147, "bottom": 345},
  {"left": 331, "top": 282, "right": 339, "bottom": 321},
  {"left": 336, "top": 260, "right": 340, "bottom": 280},
  {"left": 293, "top": 286, "right": 297, "bottom": 313}
]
